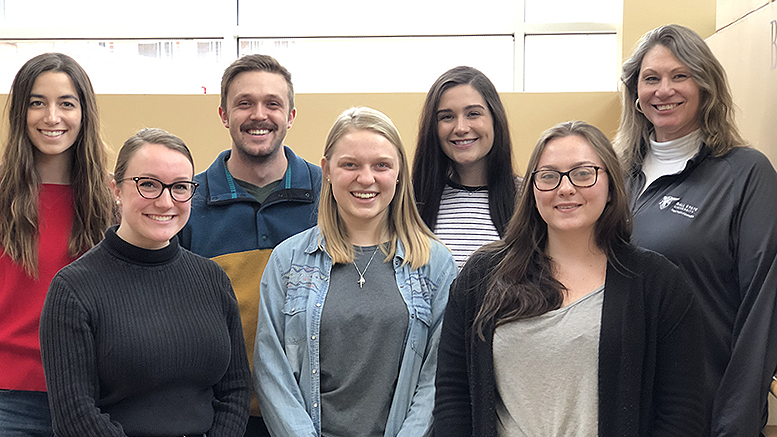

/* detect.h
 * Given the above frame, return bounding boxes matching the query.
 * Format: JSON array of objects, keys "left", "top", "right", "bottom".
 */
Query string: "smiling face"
[
  {"left": 26, "top": 71, "right": 82, "bottom": 160},
  {"left": 322, "top": 129, "right": 400, "bottom": 236},
  {"left": 637, "top": 44, "right": 701, "bottom": 142},
  {"left": 113, "top": 143, "right": 194, "bottom": 250},
  {"left": 436, "top": 84, "right": 494, "bottom": 184},
  {"left": 533, "top": 135, "right": 609, "bottom": 241},
  {"left": 219, "top": 70, "right": 296, "bottom": 162}
]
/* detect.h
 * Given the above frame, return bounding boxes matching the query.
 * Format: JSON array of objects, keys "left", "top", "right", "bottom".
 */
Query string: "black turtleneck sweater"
[{"left": 40, "top": 226, "right": 250, "bottom": 437}]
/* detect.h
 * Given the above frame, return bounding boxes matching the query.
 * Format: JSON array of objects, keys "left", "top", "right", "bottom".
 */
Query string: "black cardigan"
[{"left": 433, "top": 244, "right": 708, "bottom": 436}]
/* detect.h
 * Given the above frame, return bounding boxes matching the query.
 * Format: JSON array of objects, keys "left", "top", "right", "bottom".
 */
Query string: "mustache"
[{"left": 240, "top": 121, "right": 277, "bottom": 132}]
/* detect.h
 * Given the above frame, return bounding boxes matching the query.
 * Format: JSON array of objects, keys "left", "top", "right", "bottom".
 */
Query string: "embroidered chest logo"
[
  {"left": 659, "top": 196, "right": 680, "bottom": 210},
  {"left": 657, "top": 196, "right": 699, "bottom": 219}
]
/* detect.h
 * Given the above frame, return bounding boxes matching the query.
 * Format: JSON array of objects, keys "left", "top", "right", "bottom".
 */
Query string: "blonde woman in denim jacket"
[{"left": 255, "top": 107, "right": 457, "bottom": 437}]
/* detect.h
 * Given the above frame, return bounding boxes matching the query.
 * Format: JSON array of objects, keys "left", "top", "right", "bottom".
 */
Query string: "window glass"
[
  {"left": 239, "top": 36, "right": 515, "bottom": 93},
  {"left": 524, "top": 0, "right": 622, "bottom": 23},
  {"left": 1, "top": 0, "right": 225, "bottom": 28},
  {"left": 0, "top": 40, "right": 223, "bottom": 94},
  {"left": 238, "top": 0, "right": 517, "bottom": 35},
  {"left": 523, "top": 34, "right": 617, "bottom": 92}
]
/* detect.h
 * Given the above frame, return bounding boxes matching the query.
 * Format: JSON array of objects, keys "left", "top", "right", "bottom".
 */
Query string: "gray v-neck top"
[
  {"left": 319, "top": 245, "right": 408, "bottom": 436},
  {"left": 493, "top": 285, "right": 604, "bottom": 437}
]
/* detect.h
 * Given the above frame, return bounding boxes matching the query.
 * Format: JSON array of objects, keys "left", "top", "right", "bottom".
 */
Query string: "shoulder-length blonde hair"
[
  {"left": 318, "top": 107, "right": 435, "bottom": 270},
  {"left": 615, "top": 24, "right": 745, "bottom": 169},
  {"left": 0, "top": 53, "right": 113, "bottom": 277}
]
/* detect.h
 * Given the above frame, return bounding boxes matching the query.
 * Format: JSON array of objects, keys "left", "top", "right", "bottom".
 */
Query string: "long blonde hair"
[
  {"left": 0, "top": 53, "right": 113, "bottom": 277},
  {"left": 318, "top": 107, "right": 435, "bottom": 270}
]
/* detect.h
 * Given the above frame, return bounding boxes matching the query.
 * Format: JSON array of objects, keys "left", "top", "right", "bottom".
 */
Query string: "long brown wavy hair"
[
  {"left": 0, "top": 53, "right": 113, "bottom": 277},
  {"left": 472, "top": 121, "right": 632, "bottom": 339}
]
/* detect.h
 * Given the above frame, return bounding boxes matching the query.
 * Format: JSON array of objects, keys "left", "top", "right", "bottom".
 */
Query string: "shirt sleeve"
[
  {"left": 254, "top": 249, "right": 318, "bottom": 437},
  {"left": 208, "top": 271, "right": 251, "bottom": 436},
  {"left": 396, "top": 250, "right": 457, "bottom": 437},
  {"left": 711, "top": 152, "right": 777, "bottom": 436},
  {"left": 40, "top": 275, "right": 128, "bottom": 437}
]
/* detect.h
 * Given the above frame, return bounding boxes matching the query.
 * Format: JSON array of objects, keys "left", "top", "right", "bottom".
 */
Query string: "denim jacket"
[{"left": 254, "top": 226, "right": 456, "bottom": 437}]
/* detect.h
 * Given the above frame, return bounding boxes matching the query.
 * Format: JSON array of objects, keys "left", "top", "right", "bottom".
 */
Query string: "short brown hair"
[{"left": 220, "top": 54, "right": 294, "bottom": 112}]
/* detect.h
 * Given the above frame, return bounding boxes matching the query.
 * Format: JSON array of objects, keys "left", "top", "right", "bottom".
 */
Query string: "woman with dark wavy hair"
[
  {"left": 412, "top": 66, "right": 519, "bottom": 269},
  {"left": 434, "top": 121, "right": 706, "bottom": 436},
  {"left": 616, "top": 24, "right": 777, "bottom": 435},
  {"left": 0, "top": 53, "right": 113, "bottom": 436}
]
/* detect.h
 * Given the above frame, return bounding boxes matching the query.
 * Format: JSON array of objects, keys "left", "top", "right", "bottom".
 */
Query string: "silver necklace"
[{"left": 352, "top": 246, "right": 379, "bottom": 289}]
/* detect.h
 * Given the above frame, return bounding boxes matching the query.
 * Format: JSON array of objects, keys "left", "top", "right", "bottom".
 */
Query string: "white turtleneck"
[{"left": 641, "top": 130, "right": 703, "bottom": 194}]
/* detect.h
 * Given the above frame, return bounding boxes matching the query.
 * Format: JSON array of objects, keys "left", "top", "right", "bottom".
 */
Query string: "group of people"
[{"left": 0, "top": 23, "right": 775, "bottom": 437}]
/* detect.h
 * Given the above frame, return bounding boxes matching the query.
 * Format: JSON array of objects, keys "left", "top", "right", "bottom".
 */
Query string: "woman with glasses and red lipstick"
[
  {"left": 433, "top": 121, "right": 706, "bottom": 437},
  {"left": 40, "top": 128, "right": 251, "bottom": 437}
]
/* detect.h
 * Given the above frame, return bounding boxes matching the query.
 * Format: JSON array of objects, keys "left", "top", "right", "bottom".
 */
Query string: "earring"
[
  {"left": 326, "top": 177, "right": 330, "bottom": 183},
  {"left": 635, "top": 98, "right": 644, "bottom": 114}
]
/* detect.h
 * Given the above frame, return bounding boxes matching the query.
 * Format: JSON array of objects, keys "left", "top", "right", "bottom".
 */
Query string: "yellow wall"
[
  {"left": 706, "top": 0, "right": 777, "bottom": 427},
  {"left": 0, "top": 0, "right": 717, "bottom": 176},
  {"left": 707, "top": 0, "right": 777, "bottom": 162},
  {"left": 0, "top": 91, "right": 620, "bottom": 176},
  {"left": 622, "top": 0, "right": 716, "bottom": 58}
]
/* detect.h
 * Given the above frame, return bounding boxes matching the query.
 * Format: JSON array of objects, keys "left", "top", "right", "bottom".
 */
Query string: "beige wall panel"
[
  {"left": 0, "top": 91, "right": 620, "bottom": 177},
  {"left": 707, "top": 2, "right": 777, "bottom": 162},
  {"left": 717, "top": 0, "right": 770, "bottom": 30},
  {"left": 623, "top": 0, "right": 716, "bottom": 59}
]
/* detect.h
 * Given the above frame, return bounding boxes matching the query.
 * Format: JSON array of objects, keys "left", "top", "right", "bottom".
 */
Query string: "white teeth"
[
  {"left": 147, "top": 214, "right": 173, "bottom": 222},
  {"left": 557, "top": 205, "right": 578, "bottom": 210},
  {"left": 656, "top": 103, "right": 678, "bottom": 111},
  {"left": 247, "top": 129, "right": 270, "bottom": 135},
  {"left": 452, "top": 139, "right": 476, "bottom": 146},
  {"left": 353, "top": 192, "right": 377, "bottom": 199},
  {"left": 40, "top": 130, "right": 65, "bottom": 137}
]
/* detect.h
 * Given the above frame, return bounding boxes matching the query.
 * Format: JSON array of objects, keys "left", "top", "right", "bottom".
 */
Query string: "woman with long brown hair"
[
  {"left": 0, "top": 53, "right": 113, "bottom": 436},
  {"left": 434, "top": 121, "right": 706, "bottom": 436}
]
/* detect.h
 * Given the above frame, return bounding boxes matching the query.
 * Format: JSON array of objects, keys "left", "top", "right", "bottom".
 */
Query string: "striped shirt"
[{"left": 433, "top": 183, "right": 500, "bottom": 269}]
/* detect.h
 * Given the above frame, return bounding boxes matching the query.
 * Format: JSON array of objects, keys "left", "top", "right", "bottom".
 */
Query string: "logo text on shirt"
[{"left": 657, "top": 195, "right": 699, "bottom": 218}]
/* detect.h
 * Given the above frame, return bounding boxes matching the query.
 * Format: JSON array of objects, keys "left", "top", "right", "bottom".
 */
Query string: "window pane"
[
  {"left": 524, "top": 34, "right": 617, "bottom": 92},
  {"left": 239, "top": 36, "right": 515, "bottom": 93},
  {"left": 238, "top": 0, "right": 517, "bottom": 35},
  {"left": 525, "top": 0, "right": 622, "bottom": 23},
  {"left": 0, "top": 40, "right": 223, "bottom": 94},
  {"left": 2, "top": 0, "right": 226, "bottom": 29}
]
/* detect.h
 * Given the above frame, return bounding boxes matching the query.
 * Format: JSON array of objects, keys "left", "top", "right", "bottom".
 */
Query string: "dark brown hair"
[
  {"left": 412, "top": 66, "right": 517, "bottom": 236},
  {"left": 472, "top": 121, "right": 631, "bottom": 339}
]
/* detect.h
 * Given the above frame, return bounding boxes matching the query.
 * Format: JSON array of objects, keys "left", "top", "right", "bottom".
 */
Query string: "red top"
[{"left": 0, "top": 184, "right": 75, "bottom": 391}]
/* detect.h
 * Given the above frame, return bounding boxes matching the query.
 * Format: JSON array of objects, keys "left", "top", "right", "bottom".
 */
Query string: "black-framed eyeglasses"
[
  {"left": 119, "top": 177, "right": 199, "bottom": 202},
  {"left": 531, "top": 166, "right": 604, "bottom": 192}
]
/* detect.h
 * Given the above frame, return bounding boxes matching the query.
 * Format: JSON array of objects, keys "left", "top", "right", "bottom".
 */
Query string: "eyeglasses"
[
  {"left": 531, "top": 166, "right": 604, "bottom": 191},
  {"left": 119, "top": 177, "right": 199, "bottom": 202}
]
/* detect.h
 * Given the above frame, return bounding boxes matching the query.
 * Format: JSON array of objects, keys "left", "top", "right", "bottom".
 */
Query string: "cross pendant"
[{"left": 357, "top": 277, "right": 365, "bottom": 288}]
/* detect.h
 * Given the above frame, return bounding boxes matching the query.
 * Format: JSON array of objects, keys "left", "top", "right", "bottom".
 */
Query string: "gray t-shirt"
[
  {"left": 319, "top": 245, "right": 408, "bottom": 437},
  {"left": 493, "top": 285, "right": 604, "bottom": 437}
]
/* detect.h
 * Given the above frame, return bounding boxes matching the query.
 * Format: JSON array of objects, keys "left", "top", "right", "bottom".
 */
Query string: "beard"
[{"left": 231, "top": 120, "right": 286, "bottom": 163}]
